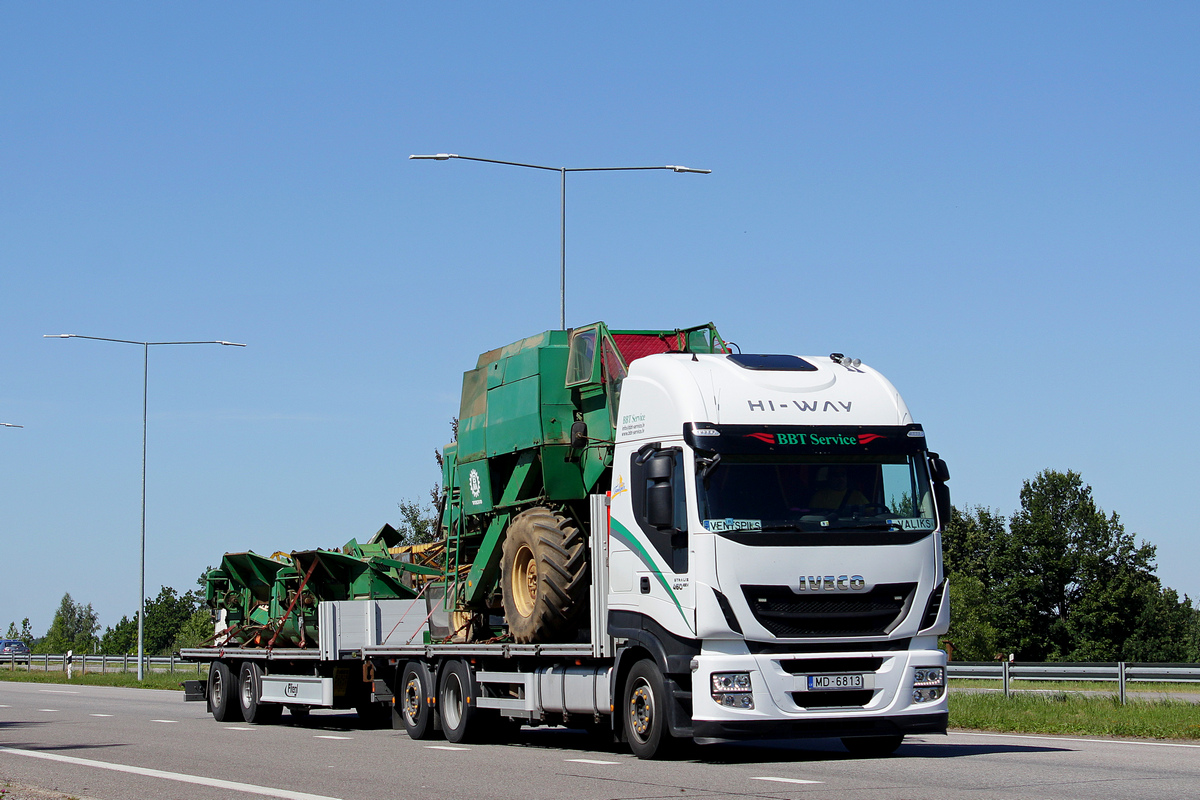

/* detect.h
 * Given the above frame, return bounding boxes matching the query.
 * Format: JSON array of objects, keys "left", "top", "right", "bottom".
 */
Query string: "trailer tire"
[
  {"left": 238, "top": 662, "right": 281, "bottom": 724},
  {"left": 438, "top": 659, "right": 478, "bottom": 743},
  {"left": 623, "top": 660, "right": 673, "bottom": 759},
  {"left": 397, "top": 662, "right": 435, "bottom": 739},
  {"left": 501, "top": 507, "right": 588, "bottom": 643},
  {"left": 208, "top": 661, "right": 242, "bottom": 722},
  {"left": 841, "top": 734, "right": 904, "bottom": 757}
]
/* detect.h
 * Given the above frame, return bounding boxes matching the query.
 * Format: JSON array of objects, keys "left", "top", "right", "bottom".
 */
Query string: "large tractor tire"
[{"left": 500, "top": 507, "right": 588, "bottom": 643}]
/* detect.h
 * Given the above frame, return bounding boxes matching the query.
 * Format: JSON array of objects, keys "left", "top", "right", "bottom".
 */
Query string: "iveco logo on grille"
[{"left": 799, "top": 575, "right": 866, "bottom": 591}]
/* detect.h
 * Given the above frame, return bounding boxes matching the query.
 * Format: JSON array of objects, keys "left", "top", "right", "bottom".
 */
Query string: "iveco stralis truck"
[{"left": 184, "top": 324, "right": 950, "bottom": 759}]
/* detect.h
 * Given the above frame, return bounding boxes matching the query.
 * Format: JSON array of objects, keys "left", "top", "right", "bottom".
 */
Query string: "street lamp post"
[
  {"left": 1, "top": 423, "right": 22, "bottom": 428},
  {"left": 409, "top": 154, "right": 711, "bottom": 330},
  {"left": 44, "top": 334, "right": 245, "bottom": 680}
]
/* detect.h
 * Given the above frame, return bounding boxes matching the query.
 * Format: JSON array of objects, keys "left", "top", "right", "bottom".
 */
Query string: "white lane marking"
[
  {"left": 150, "top": 719, "right": 178, "bottom": 723},
  {"left": 36, "top": 709, "right": 58, "bottom": 712},
  {"left": 753, "top": 777, "right": 824, "bottom": 785},
  {"left": 90, "top": 714, "right": 114, "bottom": 717},
  {"left": 425, "top": 745, "right": 470, "bottom": 751},
  {"left": 0, "top": 747, "right": 342, "bottom": 800},
  {"left": 39, "top": 690, "right": 79, "bottom": 694},
  {"left": 955, "top": 731, "right": 1200, "bottom": 749},
  {"left": 226, "top": 726, "right": 254, "bottom": 730},
  {"left": 314, "top": 735, "right": 352, "bottom": 740},
  {"left": 565, "top": 758, "right": 619, "bottom": 764},
  {"left": 0, "top": 704, "right": 10, "bottom": 708}
]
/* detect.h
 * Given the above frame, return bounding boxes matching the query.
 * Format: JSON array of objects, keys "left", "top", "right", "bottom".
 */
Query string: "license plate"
[{"left": 807, "top": 673, "right": 865, "bottom": 691}]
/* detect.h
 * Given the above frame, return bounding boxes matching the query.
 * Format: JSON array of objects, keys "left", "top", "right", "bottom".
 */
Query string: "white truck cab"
[{"left": 607, "top": 351, "right": 949, "bottom": 750}]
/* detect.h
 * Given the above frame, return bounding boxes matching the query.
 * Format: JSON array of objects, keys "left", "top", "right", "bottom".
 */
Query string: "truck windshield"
[{"left": 695, "top": 454, "right": 935, "bottom": 534}]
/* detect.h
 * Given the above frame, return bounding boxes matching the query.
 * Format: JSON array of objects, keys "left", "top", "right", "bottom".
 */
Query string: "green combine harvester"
[{"left": 202, "top": 322, "right": 728, "bottom": 647}]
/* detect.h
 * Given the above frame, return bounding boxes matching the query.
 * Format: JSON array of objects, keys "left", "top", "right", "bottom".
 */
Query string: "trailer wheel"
[
  {"left": 397, "top": 662, "right": 435, "bottom": 739},
  {"left": 438, "top": 659, "right": 478, "bottom": 743},
  {"left": 841, "top": 735, "right": 904, "bottom": 757},
  {"left": 623, "top": 660, "right": 672, "bottom": 759},
  {"left": 208, "top": 661, "right": 242, "bottom": 722},
  {"left": 238, "top": 662, "right": 281, "bottom": 724},
  {"left": 501, "top": 507, "right": 588, "bottom": 643}
]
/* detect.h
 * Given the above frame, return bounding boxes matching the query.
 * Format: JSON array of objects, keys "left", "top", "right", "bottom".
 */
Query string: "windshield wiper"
[
  {"left": 697, "top": 452, "right": 721, "bottom": 485},
  {"left": 827, "top": 520, "right": 902, "bottom": 531}
]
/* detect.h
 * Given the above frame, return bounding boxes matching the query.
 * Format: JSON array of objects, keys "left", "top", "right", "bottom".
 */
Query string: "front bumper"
[
  {"left": 691, "top": 646, "right": 948, "bottom": 740},
  {"left": 694, "top": 711, "right": 947, "bottom": 741}
]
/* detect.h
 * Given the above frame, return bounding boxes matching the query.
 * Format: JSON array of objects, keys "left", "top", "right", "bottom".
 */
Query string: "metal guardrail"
[
  {"left": 948, "top": 661, "right": 1200, "bottom": 704},
  {"left": 2, "top": 652, "right": 205, "bottom": 676}
]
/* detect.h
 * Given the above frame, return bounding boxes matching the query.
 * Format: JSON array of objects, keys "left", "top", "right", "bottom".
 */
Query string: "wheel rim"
[
  {"left": 240, "top": 669, "right": 252, "bottom": 708},
  {"left": 442, "top": 672, "right": 464, "bottom": 730},
  {"left": 403, "top": 676, "right": 422, "bottom": 725},
  {"left": 510, "top": 544, "right": 537, "bottom": 618},
  {"left": 212, "top": 670, "right": 224, "bottom": 706},
  {"left": 628, "top": 677, "right": 654, "bottom": 743}
]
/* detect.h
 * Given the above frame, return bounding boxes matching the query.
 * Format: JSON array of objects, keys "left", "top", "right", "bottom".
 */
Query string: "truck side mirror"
[
  {"left": 645, "top": 453, "right": 675, "bottom": 529},
  {"left": 928, "top": 455, "right": 951, "bottom": 527},
  {"left": 647, "top": 483, "right": 674, "bottom": 528},
  {"left": 934, "top": 483, "right": 952, "bottom": 526},
  {"left": 929, "top": 457, "right": 950, "bottom": 484}
]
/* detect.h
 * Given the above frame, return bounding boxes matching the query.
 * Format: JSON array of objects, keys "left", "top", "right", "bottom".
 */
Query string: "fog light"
[
  {"left": 711, "top": 672, "right": 753, "bottom": 709},
  {"left": 913, "top": 687, "right": 943, "bottom": 703},
  {"left": 717, "top": 693, "right": 755, "bottom": 709}
]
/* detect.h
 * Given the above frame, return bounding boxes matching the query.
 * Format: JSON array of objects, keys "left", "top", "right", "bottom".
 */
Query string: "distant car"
[{"left": 0, "top": 639, "right": 30, "bottom": 662}]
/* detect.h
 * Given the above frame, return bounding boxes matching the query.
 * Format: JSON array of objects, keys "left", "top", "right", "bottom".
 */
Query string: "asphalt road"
[{"left": 3, "top": 681, "right": 1200, "bottom": 800}]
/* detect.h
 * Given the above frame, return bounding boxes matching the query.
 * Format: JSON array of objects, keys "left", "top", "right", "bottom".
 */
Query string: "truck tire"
[
  {"left": 841, "top": 734, "right": 904, "bottom": 756},
  {"left": 623, "top": 660, "right": 673, "bottom": 759},
  {"left": 501, "top": 507, "right": 588, "bottom": 643},
  {"left": 397, "top": 662, "right": 435, "bottom": 739},
  {"left": 208, "top": 661, "right": 242, "bottom": 722},
  {"left": 238, "top": 662, "right": 281, "bottom": 724},
  {"left": 438, "top": 659, "right": 478, "bottom": 743}
]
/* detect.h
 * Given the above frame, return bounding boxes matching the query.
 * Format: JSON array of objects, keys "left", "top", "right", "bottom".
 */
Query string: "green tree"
[
  {"left": 172, "top": 607, "right": 215, "bottom": 651},
  {"left": 99, "top": 615, "right": 137, "bottom": 655},
  {"left": 943, "top": 572, "right": 1000, "bottom": 661},
  {"left": 991, "top": 470, "right": 1158, "bottom": 660},
  {"left": 142, "top": 586, "right": 199, "bottom": 655},
  {"left": 396, "top": 486, "right": 443, "bottom": 546},
  {"left": 942, "top": 505, "right": 1007, "bottom": 585},
  {"left": 1120, "top": 587, "right": 1198, "bottom": 663},
  {"left": 38, "top": 593, "right": 99, "bottom": 654}
]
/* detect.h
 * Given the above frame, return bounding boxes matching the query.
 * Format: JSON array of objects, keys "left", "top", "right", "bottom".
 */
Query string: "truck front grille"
[
  {"left": 741, "top": 583, "right": 917, "bottom": 637},
  {"left": 778, "top": 657, "right": 884, "bottom": 675}
]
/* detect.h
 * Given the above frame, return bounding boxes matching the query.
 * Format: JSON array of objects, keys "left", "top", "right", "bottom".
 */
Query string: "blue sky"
[{"left": 3, "top": 3, "right": 1198, "bottom": 635}]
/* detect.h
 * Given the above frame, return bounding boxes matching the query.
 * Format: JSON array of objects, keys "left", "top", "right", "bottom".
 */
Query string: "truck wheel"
[
  {"left": 623, "top": 660, "right": 673, "bottom": 759},
  {"left": 208, "top": 661, "right": 242, "bottom": 722},
  {"left": 841, "top": 735, "right": 904, "bottom": 756},
  {"left": 238, "top": 662, "right": 281, "bottom": 724},
  {"left": 397, "top": 662, "right": 435, "bottom": 739},
  {"left": 501, "top": 507, "right": 588, "bottom": 643},
  {"left": 438, "top": 659, "right": 478, "bottom": 743}
]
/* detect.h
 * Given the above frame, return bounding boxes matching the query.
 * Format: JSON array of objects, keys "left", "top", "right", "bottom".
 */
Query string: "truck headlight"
[
  {"left": 711, "top": 672, "right": 754, "bottom": 709},
  {"left": 912, "top": 665, "right": 945, "bottom": 703}
]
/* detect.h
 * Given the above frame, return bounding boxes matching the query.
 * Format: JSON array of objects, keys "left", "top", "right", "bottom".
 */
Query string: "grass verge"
[
  {"left": 0, "top": 667, "right": 203, "bottom": 691},
  {"left": 950, "top": 690, "right": 1200, "bottom": 740},
  {"left": 951, "top": 678, "right": 1200, "bottom": 693}
]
